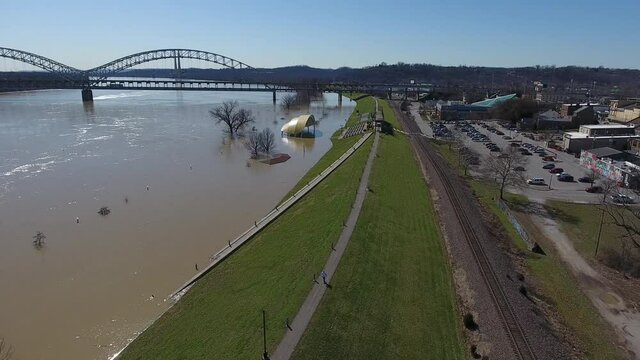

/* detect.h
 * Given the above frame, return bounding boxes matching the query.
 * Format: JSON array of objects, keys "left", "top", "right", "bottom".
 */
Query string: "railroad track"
[{"left": 396, "top": 108, "right": 536, "bottom": 360}]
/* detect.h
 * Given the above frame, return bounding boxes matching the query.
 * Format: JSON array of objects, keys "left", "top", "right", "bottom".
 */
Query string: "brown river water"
[{"left": 0, "top": 89, "right": 354, "bottom": 359}]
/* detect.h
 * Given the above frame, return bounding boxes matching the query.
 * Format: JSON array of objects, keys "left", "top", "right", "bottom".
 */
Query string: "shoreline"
[{"left": 112, "top": 108, "right": 366, "bottom": 359}]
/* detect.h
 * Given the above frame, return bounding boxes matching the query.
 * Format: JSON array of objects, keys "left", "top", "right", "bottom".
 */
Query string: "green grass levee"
[
  {"left": 118, "top": 134, "right": 373, "bottom": 359},
  {"left": 291, "top": 100, "right": 465, "bottom": 360}
]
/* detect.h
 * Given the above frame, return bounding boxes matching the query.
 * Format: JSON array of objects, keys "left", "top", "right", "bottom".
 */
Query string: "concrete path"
[
  {"left": 271, "top": 131, "right": 380, "bottom": 360},
  {"left": 171, "top": 132, "right": 373, "bottom": 300}
]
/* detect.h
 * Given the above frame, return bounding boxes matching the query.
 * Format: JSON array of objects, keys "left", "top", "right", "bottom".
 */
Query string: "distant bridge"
[{"left": 0, "top": 47, "right": 431, "bottom": 102}]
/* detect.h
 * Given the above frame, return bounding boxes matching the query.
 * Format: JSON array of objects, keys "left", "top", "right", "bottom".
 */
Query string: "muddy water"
[{"left": 0, "top": 90, "right": 354, "bottom": 359}]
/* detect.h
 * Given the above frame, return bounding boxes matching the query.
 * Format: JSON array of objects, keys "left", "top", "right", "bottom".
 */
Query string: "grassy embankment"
[
  {"left": 118, "top": 108, "right": 373, "bottom": 359},
  {"left": 282, "top": 93, "right": 376, "bottom": 200},
  {"left": 431, "top": 140, "right": 623, "bottom": 359},
  {"left": 292, "top": 100, "right": 465, "bottom": 360}
]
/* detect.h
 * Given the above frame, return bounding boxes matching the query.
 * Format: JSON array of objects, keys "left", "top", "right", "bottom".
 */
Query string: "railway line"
[{"left": 396, "top": 106, "right": 537, "bottom": 360}]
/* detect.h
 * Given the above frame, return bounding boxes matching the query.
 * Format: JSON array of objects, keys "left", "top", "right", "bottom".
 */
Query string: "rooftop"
[
  {"left": 580, "top": 124, "right": 635, "bottom": 130},
  {"left": 586, "top": 147, "right": 623, "bottom": 158},
  {"left": 564, "top": 132, "right": 640, "bottom": 139},
  {"left": 471, "top": 93, "right": 517, "bottom": 107}
]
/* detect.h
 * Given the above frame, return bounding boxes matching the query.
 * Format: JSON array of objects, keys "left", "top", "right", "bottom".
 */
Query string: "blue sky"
[{"left": 2, "top": 0, "right": 639, "bottom": 69}]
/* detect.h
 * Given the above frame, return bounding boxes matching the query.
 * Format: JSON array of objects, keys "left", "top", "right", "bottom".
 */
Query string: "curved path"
[{"left": 271, "top": 131, "right": 380, "bottom": 360}]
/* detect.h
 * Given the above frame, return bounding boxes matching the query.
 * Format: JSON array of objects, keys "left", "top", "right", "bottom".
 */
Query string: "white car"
[{"left": 527, "top": 178, "right": 545, "bottom": 185}]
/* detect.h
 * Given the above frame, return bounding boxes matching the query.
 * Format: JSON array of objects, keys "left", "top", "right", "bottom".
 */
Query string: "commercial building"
[
  {"left": 608, "top": 100, "right": 640, "bottom": 124},
  {"left": 562, "top": 124, "right": 640, "bottom": 153},
  {"left": 435, "top": 93, "right": 517, "bottom": 120},
  {"left": 580, "top": 147, "right": 640, "bottom": 188}
]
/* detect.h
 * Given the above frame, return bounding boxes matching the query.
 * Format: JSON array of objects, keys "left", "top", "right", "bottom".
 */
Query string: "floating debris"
[{"left": 98, "top": 206, "right": 111, "bottom": 216}]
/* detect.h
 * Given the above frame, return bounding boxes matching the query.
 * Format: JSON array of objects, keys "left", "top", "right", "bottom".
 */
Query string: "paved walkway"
[
  {"left": 170, "top": 132, "right": 373, "bottom": 300},
  {"left": 271, "top": 131, "right": 380, "bottom": 360}
]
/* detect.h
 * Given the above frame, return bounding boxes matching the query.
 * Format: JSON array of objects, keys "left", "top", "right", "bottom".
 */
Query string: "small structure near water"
[{"left": 281, "top": 114, "right": 316, "bottom": 137}]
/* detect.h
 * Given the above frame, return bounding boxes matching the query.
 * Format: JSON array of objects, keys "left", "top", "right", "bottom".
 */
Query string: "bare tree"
[
  {"left": 0, "top": 338, "right": 12, "bottom": 360},
  {"left": 209, "top": 101, "right": 255, "bottom": 136},
  {"left": 32, "top": 231, "right": 46, "bottom": 249},
  {"left": 484, "top": 146, "right": 529, "bottom": 200},
  {"left": 244, "top": 130, "right": 261, "bottom": 159},
  {"left": 280, "top": 94, "right": 297, "bottom": 111},
  {"left": 258, "top": 128, "right": 277, "bottom": 155}
]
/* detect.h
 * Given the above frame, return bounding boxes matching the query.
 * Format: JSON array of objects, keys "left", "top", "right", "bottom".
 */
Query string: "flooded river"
[{"left": 0, "top": 89, "right": 354, "bottom": 359}]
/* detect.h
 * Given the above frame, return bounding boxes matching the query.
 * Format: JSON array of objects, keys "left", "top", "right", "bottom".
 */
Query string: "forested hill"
[{"left": 4, "top": 63, "right": 640, "bottom": 94}]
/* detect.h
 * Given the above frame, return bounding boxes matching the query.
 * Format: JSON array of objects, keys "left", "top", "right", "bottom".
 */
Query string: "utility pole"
[{"left": 595, "top": 207, "right": 605, "bottom": 257}]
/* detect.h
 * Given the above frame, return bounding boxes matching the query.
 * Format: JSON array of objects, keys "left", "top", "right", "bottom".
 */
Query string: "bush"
[{"left": 463, "top": 313, "right": 478, "bottom": 330}]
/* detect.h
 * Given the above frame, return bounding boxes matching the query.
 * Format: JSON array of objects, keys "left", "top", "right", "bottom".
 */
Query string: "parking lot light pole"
[{"left": 549, "top": 174, "right": 553, "bottom": 189}]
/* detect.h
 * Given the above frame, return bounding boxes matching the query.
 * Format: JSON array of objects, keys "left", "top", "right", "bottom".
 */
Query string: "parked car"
[
  {"left": 521, "top": 151, "right": 533, "bottom": 155},
  {"left": 490, "top": 147, "right": 501, "bottom": 152},
  {"left": 578, "top": 176, "right": 592, "bottom": 183},
  {"left": 510, "top": 142, "right": 521, "bottom": 147},
  {"left": 549, "top": 168, "right": 564, "bottom": 174},
  {"left": 498, "top": 153, "right": 509, "bottom": 158},
  {"left": 542, "top": 163, "right": 555, "bottom": 169},
  {"left": 534, "top": 148, "right": 546, "bottom": 153},
  {"left": 542, "top": 156, "right": 556, "bottom": 161},
  {"left": 557, "top": 173, "right": 574, "bottom": 182},
  {"left": 585, "top": 186, "right": 603, "bottom": 193},
  {"left": 503, "top": 136, "right": 512, "bottom": 140},
  {"left": 611, "top": 193, "right": 635, "bottom": 204},
  {"left": 514, "top": 166, "right": 526, "bottom": 171},
  {"left": 527, "top": 178, "right": 545, "bottom": 185}
]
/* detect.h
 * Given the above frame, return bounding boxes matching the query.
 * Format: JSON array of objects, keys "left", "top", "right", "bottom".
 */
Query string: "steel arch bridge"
[
  {"left": 0, "top": 47, "right": 81, "bottom": 78},
  {"left": 0, "top": 47, "right": 253, "bottom": 79},
  {"left": 87, "top": 48, "right": 254, "bottom": 79}
]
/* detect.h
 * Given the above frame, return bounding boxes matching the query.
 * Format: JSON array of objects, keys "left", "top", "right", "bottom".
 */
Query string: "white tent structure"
[{"left": 281, "top": 114, "right": 316, "bottom": 137}]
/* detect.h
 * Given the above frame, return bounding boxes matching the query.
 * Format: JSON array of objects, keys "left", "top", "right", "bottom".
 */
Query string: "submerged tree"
[
  {"left": 32, "top": 231, "right": 46, "bottom": 249},
  {"left": 98, "top": 206, "right": 111, "bottom": 216},
  {"left": 0, "top": 338, "right": 13, "bottom": 360},
  {"left": 258, "top": 128, "right": 276, "bottom": 155},
  {"left": 244, "top": 130, "right": 261, "bottom": 159},
  {"left": 209, "top": 100, "right": 255, "bottom": 136},
  {"left": 280, "top": 94, "right": 297, "bottom": 111}
]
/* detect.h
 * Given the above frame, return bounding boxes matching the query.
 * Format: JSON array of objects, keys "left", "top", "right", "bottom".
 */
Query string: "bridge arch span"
[
  {"left": 0, "top": 47, "right": 80, "bottom": 77},
  {"left": 87, "top": 49, "right": 254, "bottom": 78}
]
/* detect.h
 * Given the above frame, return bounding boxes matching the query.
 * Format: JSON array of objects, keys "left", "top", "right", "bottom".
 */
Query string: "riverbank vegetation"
[
  {"left": 118, "top": 116, "right": 373, "bottom": 359},
  {"left": 292, "top": 100, "right": 465, "bottom": 360}
]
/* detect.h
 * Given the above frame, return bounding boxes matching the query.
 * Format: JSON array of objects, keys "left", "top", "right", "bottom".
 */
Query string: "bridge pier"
[
  {"left": 81, "top": 88, "right": 93, "bottom": 102},
  {"left": 272, "top": 91, "right": 276, "bottom": 105},
  {"left": 337, "top": 91, "right": 342, "bottom": 107}
]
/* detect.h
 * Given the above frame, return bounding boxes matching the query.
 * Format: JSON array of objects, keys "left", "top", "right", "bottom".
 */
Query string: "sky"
[{"left": 1, "top": 0, "right": 639, "bottom": 70}]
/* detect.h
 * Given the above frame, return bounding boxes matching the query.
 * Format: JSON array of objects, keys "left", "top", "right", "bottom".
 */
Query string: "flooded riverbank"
[{"left": 0, "top": 90, "right": 353, "bottom": 359}]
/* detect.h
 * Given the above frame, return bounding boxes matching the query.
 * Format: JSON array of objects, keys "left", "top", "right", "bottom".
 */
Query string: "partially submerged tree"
[
  {"left": 258, "top": 128, "right": 276, "bottom": 155},
  {"left": 98, "top": 206, "right": 111, "bottom": 216},
  {"left": 209, "top": 100, "right": 255, "bottom": 136},
  {"left": 0, "top": 338, "right": 13, "bottom": 360},
  {"left": 280, "top": 94, "right": 297, "bottom": 111},
  {"left": 484, "top": 146, "right": 529, "bottom": 200},
  {"left": 32, "top": 231, "right": 46, "bottom": 249},
  {"left": 244, "top": 130, "right": 261, "bottom": 159},
  {"left": 244, "top": 128, "right": 277, "bottom": 159}
]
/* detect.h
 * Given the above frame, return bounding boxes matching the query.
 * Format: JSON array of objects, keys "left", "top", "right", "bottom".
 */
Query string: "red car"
[
  {"left": 586, "top": 186, "right": 603, "bottom": 193},
  {"left": 549, "top": 168, "right": 564, "bottom": 174}
]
